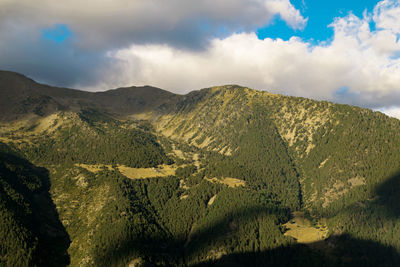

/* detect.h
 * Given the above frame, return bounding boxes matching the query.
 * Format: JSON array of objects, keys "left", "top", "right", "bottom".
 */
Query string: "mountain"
[
  {"left": 1, "top": 71, "right": 400, "bottom": 266},
  {"left": 0, "top": 70, "right": 178, "bottom": 121}
]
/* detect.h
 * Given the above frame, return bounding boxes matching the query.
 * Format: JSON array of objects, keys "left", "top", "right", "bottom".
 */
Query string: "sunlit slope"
[
  {"left": 0, "top": 70, "right": 179, "bottom": 122},
  {"left": 154, "top": 85, "right": 400, "bottom": 212},
  {"left": 156, "top": 86, "right": 301, "bottom": 209},
  {"left": 2, "top": 71, "right": 400, "bottom": 266}
]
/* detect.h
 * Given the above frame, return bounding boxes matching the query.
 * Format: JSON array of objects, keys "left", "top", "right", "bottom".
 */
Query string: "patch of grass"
[
  {"left": 75, "top": 163, "right": 114, "bottom": 173},
  {"left": 283, "top": 212, "right": 328, "bottom": 244},
  {"left": 118, "top": 164, "right": 178, "bottom": 179},
  {"left": 205, "top": 177, "right": 246, "bottom": 188}
]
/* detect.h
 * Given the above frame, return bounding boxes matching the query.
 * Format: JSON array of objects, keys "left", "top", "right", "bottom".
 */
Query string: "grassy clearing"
[
  {"left": 76, "top": 163, "right": 179, "bottom": 179},
  {"left": 318, "top": 156, "right": 330, "bottom": 168},
  {"left": 205, "top": 177, "right": 246, "bottom": 188},
  {"left": 207, "top": 195, "right": 217, "bottom": 206},
  {"left": 118, "top": 164, "right": 177, "bottom": 179},
  {"left": 75, "top": 164, "right": 114, "bottom": 173},
  {"left": 0, "top": 136, "right": 33, "bottom": 145},
  {"left": 283, "top": 212, "right": 328, "bottom": 244},
  {"left": 180, "top": 194, "right": 189, "bottom": 200},
  {"left": 172, "top": 149, "right": 185, "bottom": 159}
]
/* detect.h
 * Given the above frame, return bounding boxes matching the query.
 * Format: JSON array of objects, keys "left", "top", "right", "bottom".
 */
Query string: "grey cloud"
[
  {"left": 0, "top": 0, "right": 305, "bottom": 51},
  {"left": 0, "top": 26, "right": 119, "bottom": 89},
  {"left": 0, "top": 0, "right": 306, "bottom": 88},
  {"left": 334, "top": 89, "right": 400, "bottom": 110}
]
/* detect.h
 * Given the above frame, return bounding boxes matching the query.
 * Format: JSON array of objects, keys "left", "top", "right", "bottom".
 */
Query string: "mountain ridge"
[
  {"left": 0, "top": 70, "right": 179, "bottom": 121},
  {"left": 1, "top": 70, "right": 393, "bottom": 123},
  {"left": 1, "top": 70, "right": 400, "bottom": 266}
]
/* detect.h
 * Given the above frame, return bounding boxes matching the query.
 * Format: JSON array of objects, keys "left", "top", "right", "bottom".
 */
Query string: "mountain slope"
[
  {"left": 0, "top": 143, "right": 70, "bottom": 266},
  {"left": 1, "top": 71, "right": 400, "bottom": 266},
  {"left": 0, "top": 70, "right": 179, "bottom": 121}
]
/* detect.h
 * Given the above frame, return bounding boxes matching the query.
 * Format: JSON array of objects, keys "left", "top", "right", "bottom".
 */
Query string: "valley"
[{"left": 1, "top": 71, "right": 400, "bottom": 266}]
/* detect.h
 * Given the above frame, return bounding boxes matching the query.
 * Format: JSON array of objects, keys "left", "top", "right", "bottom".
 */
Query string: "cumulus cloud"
[
  {"left": 0, "top": 0, "right": 306, "bottom": 87},
  {"left": 264, "top": 0, "right": 308, "bottom": 29},
  {"left": 91, "top": 0, "right": 400, "bottom": 119},
  {"left": 0, "top": 22, "right": 119, "bottom": 87},
  {"left": 0, "top": 0, "right": 306, "bottom": 50},
  {"left": 1, "top": 0, "right": 400, "bottom": 119},
  {"left": 374, "top": 0, "right": 400, "bottom": 33},
  {"left": 379, "top": 106, "right": 400, "bottom": 119}
]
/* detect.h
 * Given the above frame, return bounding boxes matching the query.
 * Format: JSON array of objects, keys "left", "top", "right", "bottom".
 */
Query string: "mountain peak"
[{"left": 204, "top": 85, "right": 277, "bottom": 98}]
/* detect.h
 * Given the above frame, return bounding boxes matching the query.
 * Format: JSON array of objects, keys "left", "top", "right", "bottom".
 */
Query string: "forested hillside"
[
  {"left": 1, "top": 71, "right": 400, "bottom": 266},
  {"left": 0, "top": 143, "right": 69, "bottom": 266}
]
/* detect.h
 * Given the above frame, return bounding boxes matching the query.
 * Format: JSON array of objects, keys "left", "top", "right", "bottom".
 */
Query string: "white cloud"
[
  {"left": 1, "top": 0, "right": 400, "bottom": 118},
  {"left": 0, "top": 0, "right": 307, "bottom": 87},
  {"left": 264, "top": 0, "right": 308, "bottom": 29},
  {"left": 377, "top": 106, "right": 400, "bottom": 119},
  {"left": 0, "top": 0, "right": 306, "bottom": 50},
  {"left": 374, "top": 0, "right": 400, "bottom": 33},
  {"left": 87, "top": 0, "right": 400, "bottom": 116}
]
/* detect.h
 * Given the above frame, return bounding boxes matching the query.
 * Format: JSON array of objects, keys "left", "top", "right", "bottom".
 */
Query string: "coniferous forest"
[{"left": 1, "top": 71, "right": 400, "bottom": 266}]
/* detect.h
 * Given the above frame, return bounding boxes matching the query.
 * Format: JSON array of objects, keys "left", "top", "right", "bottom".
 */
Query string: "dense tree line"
[
  {"left": 202, "top": 102, "right": 301, "bottom": 210},
  {"left": 22, "top": 114, "right": 172, "bottom": 167},
  {"left": 0, "top": 142, "right": 69, "bottom": 267},
  {"left": 3, "top": 90, "right": 400, "bottom": 266}
]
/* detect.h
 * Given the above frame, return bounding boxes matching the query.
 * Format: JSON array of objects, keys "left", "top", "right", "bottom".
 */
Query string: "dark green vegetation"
[
  {"left": 1, "top": 71, "right": 400, "bottom": 266},
  {"left": 0, "top": 143, "right": 69, "bottom": 266},
  {"left": 22, "top": 111, "right": 171, "bottom": 167}
]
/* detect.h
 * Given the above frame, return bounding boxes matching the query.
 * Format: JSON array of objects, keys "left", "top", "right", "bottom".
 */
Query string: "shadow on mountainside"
[
  {"left": 95, "top": 205, "right": 291, "bottom": 266},
  {"left": 0, "top": 143, "right": 70, "bottom": 266},
  {"left": 375, "top": 171, "right": 400, "bottom": 218},
  {"left": 93, "top": 169, "right": 400, "bottom": 267},
  {"left": 193, "top": 234, "right": 400, "bottom": 267}
]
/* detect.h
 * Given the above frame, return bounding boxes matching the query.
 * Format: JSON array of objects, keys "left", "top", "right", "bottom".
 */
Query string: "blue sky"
[
  {"left": 257, "top": 0, "right": 380, "bottom": 41},
  {"left": 37, "top": 1, "right": 381, "bottom": 45},
  {"left": 41, "top": 24, "right": 73, "bottom": 44},
  {"left": 1, "top": 0, "right": 400, "bottom": 118}
]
